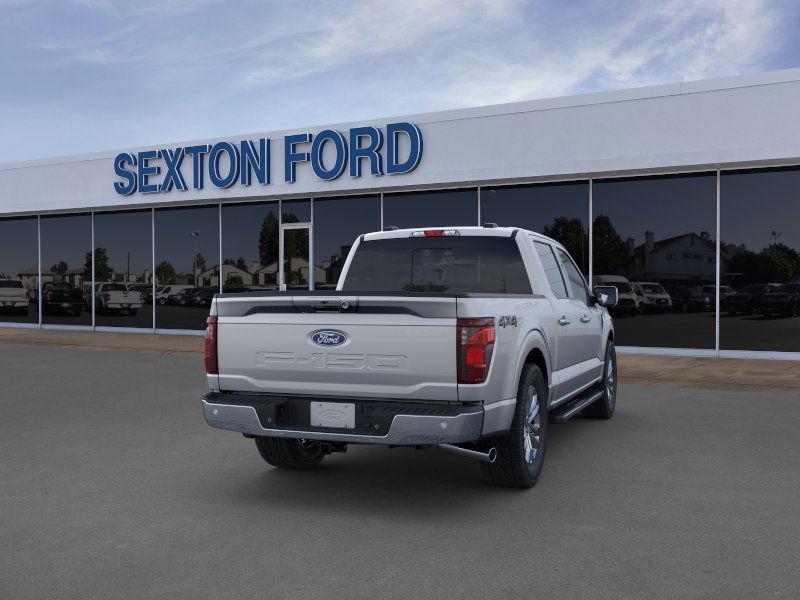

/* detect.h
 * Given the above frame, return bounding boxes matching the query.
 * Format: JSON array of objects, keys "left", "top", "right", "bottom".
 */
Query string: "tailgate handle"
[{"left": 307, "top": 296, "right": 358, "bottom": 312}]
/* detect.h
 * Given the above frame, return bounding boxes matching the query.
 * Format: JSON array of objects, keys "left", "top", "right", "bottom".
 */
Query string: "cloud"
[{"left": 0, "top": 0, "right": 795, "bottom": 161}]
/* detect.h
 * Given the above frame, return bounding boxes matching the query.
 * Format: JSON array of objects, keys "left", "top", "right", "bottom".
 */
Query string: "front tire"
[
  {"left": 480, "top": 364, "right": 548, "bottom": 488},
  {"left": 255, "top": 437, "right": 325, "bottom": 470},
  {"left": 584, "top": 341, "right": 617, "bottom": 419}
]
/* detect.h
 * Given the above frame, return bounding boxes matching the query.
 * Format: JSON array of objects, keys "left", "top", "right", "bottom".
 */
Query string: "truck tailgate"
[{"left": 215, "top": 295, "right": 458, "bottom": 401}]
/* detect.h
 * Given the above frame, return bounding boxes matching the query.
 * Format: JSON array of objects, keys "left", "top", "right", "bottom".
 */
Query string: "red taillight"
[
  {"left": 457, "top": 317, "right": 495, "bottom": 384},
  {"left": 424, "top": 230, "right": 444, "bottom": 236},
  {"left": 46, "top": 291, "right": 53, "bottom": 302},
  {"left": 204, "top": 316, "right": 218, "bottom": 374}
]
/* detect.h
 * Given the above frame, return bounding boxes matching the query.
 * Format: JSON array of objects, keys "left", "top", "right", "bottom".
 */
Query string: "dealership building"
[{"left": 1, "top": 68, "right": 799, "bottom": 359}]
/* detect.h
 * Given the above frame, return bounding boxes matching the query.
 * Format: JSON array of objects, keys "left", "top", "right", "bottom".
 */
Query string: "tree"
[
  {"left": 591, "top": 215, "right": 629, "bottom": 275},
  {"left": 51, "top": 261, "right": 68, "bottom": 276},
  {"left": 236, "top": 256, "right": 248, "bottom": 272},
  {"left": 258, "top": 213, "right": 279, "bottom": 267},
  {"left": 543, "top": 217, "right": 589, "bottom": 274},
  {"left": 725, "top": 243, "right": 800, "bottom": 285},
  {"left": 84, "top": 247, "right": 113, "bottom": 283},
  {"left": 194, "top": 253, "right": 206, "bottom": 273},
  {"left": 156, "top": 261, "right": 177, "bottom": 285}
]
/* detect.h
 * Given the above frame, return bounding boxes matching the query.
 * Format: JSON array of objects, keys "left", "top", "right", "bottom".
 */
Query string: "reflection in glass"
[
  {"left": 313, "top": 195, "right": 381, "bottom": 289},
  {"left": 93, "top": 210, "right": 152, "bottom": 329},
  {"left": 721, "top": 168, "right": 800, "bottom": 352},
  {"left": 221, "top": 202, "right": 279, "bottom": 293},
  {"left": 282, "top": 199, "right": 311, "bottom": 223},
  {"left": 383, "top": 189, "right": 478, "bottom": 229},
  {"left": 40, "top": 214, "right": 92, "bottom": 326},
  {"left": 481, "top": 182, "right": 589, "bottom": 275},
  {"left": 283, "top": 228, "right": 310, "bottom": 289},
  {"left": 155, "top": 205, "right": 219, "bottom": 330},
  {"left": 593, "top": 174, "right": 717, "bottom": 349},
  {"left": 0, "top": 217, "right": 39, "bottom": 324}
]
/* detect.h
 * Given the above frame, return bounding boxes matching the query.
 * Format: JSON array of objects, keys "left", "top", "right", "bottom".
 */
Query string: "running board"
[{"left": 549, "top": 389, "right": 604, "bottom": 424}]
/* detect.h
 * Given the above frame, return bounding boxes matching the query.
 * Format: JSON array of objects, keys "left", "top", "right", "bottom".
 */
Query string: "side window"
[
  {"left": 557, "top": 248, "right": 590, "bottom": 305},
  {"left": 533, "top": 240, "right": 568, "bottom": 299}
]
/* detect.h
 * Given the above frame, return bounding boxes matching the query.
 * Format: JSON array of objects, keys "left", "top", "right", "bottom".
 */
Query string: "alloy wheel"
[{"left": 524, "top": 386, "right": 542, "bottom": 464}]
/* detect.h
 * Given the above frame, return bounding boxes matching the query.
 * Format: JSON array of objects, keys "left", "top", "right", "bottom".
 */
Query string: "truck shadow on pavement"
[{"left": 210, "top": 418, "right": 596, "bottom": 517}]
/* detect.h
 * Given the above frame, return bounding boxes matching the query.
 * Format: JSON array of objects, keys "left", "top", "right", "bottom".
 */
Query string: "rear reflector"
[
  {"left": 204, "top": 316, "right": 218, "bottom": 374},
  {"left": 457, "top": 317, "right": 495, "bottom": 384}
]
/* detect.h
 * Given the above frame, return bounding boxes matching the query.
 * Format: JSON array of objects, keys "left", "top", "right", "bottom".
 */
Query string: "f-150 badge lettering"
[
  {"left": 310, "top": 330, "right": 349, "bottom": 347},
  {"left": 498, "top": 315, "right": 518, "bottom": 328}
]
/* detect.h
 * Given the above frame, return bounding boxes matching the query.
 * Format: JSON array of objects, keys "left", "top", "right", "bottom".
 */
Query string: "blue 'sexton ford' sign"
[{"left": 113, "top": 122, "right": 423, "bottom": 196}]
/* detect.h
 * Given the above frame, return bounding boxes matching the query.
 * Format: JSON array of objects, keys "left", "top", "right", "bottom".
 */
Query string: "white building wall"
[{"left": 2, "top": 68, "right": 800, "bottom": 215}]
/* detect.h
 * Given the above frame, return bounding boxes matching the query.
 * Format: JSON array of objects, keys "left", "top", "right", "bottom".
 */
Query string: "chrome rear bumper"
[{"left": 202, "top": 397, "right": 490, "bottom": 445}]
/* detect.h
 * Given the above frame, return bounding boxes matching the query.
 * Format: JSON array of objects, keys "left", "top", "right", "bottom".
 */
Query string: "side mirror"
[{"left": 593, "top": 286, "right": 618, "bottom": 308}]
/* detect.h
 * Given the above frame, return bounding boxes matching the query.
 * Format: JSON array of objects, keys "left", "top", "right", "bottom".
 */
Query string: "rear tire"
[
  {"left": 583, "top": 341, "right": 617, "bottom": 419},
  {"left": 479, "top": 364, "right": 548, "bottom": 488},
  {"left": 255, "top": 437, "right": 325, "bottom": 470}
]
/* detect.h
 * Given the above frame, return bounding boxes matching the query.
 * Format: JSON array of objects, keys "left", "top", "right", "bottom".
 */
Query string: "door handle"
[
  {"left": 558, "top": 316, "right": 570, "bottom": 326},
  {"left": 580, "top": 314, "right": 592, "bottom": 323}
]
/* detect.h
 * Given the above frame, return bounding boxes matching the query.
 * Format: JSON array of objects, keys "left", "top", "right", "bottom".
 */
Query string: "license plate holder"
[{"left": 310, "top": 401, "right": 355, "bottom": 429}]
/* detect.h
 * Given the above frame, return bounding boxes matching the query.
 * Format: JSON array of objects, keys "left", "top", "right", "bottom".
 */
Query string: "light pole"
[{"left": 190, "top": 230, "right": 200, "bottom": 285}]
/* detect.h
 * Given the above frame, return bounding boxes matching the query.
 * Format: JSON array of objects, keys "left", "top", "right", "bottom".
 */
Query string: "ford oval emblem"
[{"left": 310, "top": 329, "right": 349, "bottom": 347}]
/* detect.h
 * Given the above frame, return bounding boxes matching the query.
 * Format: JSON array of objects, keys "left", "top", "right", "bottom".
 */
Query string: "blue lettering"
[
  {"left": 137, "top": 150, "right": 161, "bottom": 193},
  {"left": 284, "top": 133, "right": 311, "bottom": 183},
  {"left": 208, "top": 142, "right": 240, "bottom": 188},
  {"left": 159, "top": 147, "right": 187, "bottom": 192},
  {"left": 183, "top": 145, "right": 210, "bottom": 190},
  {"left": 386, "top": 122, "right": 423, "bottom": 175},
  {"left": 311, "top": 130, "right": 347, "bottom": 181},
  {"left": 113, "top": 152, "right": 137, "bottom": 195},
  {"left": 349, "top": 127, "right": 384, "bottom": 177},
  {"left": 240, "top": 139, "right": 269, "bottom": 186}
]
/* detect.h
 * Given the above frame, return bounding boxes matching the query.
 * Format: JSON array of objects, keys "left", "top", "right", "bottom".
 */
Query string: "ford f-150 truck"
[
  {"left": 202, "top": 226, "right": 619, "bottom": 488},
  {"left": 0, "top": 279, "right": 30, "bottom": 315}
]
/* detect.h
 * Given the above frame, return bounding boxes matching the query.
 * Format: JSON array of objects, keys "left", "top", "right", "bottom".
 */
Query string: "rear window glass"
[
  {"left": 342, "top": 236, "right": 532, "bottom": 294},
  {"left": 0, "top": 280, "right": 23, "bottom": 288},
  {"left": 105, "top": 284, "right": 127, "bottom": 291}
]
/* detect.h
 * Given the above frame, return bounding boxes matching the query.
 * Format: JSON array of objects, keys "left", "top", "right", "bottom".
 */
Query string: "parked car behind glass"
[
  {"left": 722, "top": 283, "right": 781, "bottom": 316},
  {"left": 669, "top": 286, "right": 711, "bottom": 312},
  {"left": 632, "top": 282, "right": 671, "bottom": 313},
  {"left": 759, "top": 283, "right": 800, "bottom": 318},
  {"left": 41, "top": 282, "right": 84, "bottom": 316}
]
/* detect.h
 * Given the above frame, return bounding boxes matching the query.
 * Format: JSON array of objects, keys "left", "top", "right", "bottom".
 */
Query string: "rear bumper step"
[{"left": 202, "top": 393, "right": 486, "bottom": 445}]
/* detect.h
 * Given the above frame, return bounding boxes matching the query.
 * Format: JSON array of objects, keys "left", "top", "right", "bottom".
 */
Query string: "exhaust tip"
[{"left": 488, "top": 447, "right": 497, "bottom": 463}]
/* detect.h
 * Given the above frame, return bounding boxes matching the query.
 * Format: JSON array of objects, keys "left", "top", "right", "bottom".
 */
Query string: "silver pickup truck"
[{"left": 202, "top": 225, "right": 619, "bottom": 488}]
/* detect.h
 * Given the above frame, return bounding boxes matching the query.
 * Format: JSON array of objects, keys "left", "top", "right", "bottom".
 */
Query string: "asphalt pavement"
[{"left": 1, "top": 342, "right": 798, "bottom": 599}]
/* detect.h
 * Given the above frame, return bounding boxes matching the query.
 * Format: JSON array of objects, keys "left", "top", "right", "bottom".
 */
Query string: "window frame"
[
  {"left": 556, "top": 246, "right": 592, "bottom": 306},
  {"left": 532, "top": 238, "right": 569, "bottom": 300}
]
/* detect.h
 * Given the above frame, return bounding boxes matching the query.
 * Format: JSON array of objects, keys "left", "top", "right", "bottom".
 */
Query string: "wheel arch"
[{"left": 514, "top": 329, "right": 551, "bottom": 389}]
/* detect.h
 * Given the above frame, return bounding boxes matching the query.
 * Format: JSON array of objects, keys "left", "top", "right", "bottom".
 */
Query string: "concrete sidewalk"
[{"left": 0, "top": 326, "right": 798, "bottom": 395}]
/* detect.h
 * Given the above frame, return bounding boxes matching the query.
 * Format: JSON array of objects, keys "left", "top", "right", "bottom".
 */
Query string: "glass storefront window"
[
  {"left": 40, "top": 213, "right": 92, "bottom": 326},
  {"left": 383, "top": 189, "right": 478, "bottom": 229},
  {"left": 0, "top": 217, "right": 39, "bottom": 324},
  {"left": 313, "top": 195, "right": 381, "bottom": 289},
  {"left": 721, "top": 168, "right": 800, "bottom": 352},
  {"left": 282, "top": 199, "right": 311, "bottom": 223},
  {"left": 221, "top": 202, "right": 279, "bottom": 293},
  {"left": 481, "top": 182, "right": 589, "bottom": 275},
  {"left": 93, "top": 210, "right": 153, "bottom": 329},
  {"left": 154, "top": 205, "right": 219, "bottom": 330},
  {"left": 592, "top": 174, "right": 717, "bottom": 349}
]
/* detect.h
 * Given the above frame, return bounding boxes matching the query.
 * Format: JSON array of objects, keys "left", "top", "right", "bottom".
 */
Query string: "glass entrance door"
[{"left": 280, "top": 224, "right": 311, "bottom": 290}]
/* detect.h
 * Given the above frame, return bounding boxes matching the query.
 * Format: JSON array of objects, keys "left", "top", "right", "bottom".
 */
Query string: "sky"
[{"left": 1, "top": 0, "right": 799, "bottom": 163}]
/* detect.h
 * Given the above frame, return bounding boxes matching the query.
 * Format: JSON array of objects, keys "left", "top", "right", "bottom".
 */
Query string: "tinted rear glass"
[
  {"left": 342, "top": 236, "right": 532, "bottom": 294},
  {"left": 0, "top": 280, "right": 23, "bottom": 288}
]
